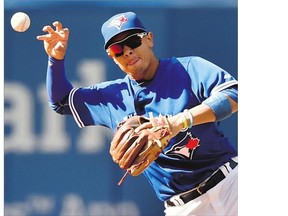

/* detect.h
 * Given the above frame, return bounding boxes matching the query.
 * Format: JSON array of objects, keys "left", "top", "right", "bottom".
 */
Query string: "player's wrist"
[
  {"left": 180, "top": 109, "right": 194, "bottom": 132},
  {"left": 48, "top": 55, "right": 65, "bottom": 63}
]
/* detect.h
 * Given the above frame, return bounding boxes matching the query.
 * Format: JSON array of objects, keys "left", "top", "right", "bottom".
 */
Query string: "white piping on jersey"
[
  {"left": 211, "top": 80, "right": 238, "bottom": 95},
  {"left": 69, "top": 88, "right": 85, "bottom": 128}
]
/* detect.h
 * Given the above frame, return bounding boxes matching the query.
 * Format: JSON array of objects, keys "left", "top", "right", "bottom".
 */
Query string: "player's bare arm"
[
  {"left": 37, "top": 21, "right": 69, "bottom": 60},
  {"left": 134, "top": 94, "right": 237, "bottom": 140},
  {"left": 166, "top": 95, "right": 237, "bottom": 138}
]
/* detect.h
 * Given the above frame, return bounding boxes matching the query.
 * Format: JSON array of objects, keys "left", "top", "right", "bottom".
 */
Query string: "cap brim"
[{"left": 104, "top": 27, "right": 147, "bottom": 49}]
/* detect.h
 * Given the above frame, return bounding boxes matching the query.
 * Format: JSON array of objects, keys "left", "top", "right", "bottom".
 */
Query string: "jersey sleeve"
[
  {"left": 46, "top": 56, "right": 73, "bottom": 103},
  {"left": 68, "top": 86, "right": 112, "bottom": 128},
  {"left": 67, "top": 79, "right": 131, "bottom": 129},
  {"left": 184, "top": 56, "right": 238, "bottom": 101}
]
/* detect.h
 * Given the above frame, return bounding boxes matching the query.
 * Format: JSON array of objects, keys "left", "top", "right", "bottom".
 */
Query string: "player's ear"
[{"left": 146, "top": 32, "right": 154, "bottom": 48}]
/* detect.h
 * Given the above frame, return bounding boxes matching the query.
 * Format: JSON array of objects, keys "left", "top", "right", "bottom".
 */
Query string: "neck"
[{"left": 144, "top": 56, "right": 159, "bottom": 81}]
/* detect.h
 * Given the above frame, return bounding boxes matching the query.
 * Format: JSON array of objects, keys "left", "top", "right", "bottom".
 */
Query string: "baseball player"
[{"left": 37, "top": 12, "right": 238, "bottom": 216}]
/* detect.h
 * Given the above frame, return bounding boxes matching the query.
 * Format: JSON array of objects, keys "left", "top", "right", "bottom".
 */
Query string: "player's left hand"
[
  {"left": 37, "top": 21, "right": 69, "bottom": 60},
  {"left": 110, "top": 115, "right": 173, "bottom": 185},
  {"left": 137, "top": 114, "right": 184, "bottom": 139}
]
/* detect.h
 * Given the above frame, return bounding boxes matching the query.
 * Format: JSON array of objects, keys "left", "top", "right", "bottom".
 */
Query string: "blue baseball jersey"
[{"left": 56, "top": 56, "right": 237, "bottom": 201}]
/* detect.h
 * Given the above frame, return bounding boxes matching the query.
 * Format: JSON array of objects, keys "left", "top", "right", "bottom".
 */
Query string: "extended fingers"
[
  {"left": 36, "top": 25, "right": 52, "bottom": 40},
  {"left": 43, "top": 25, "right": 56, "bottom": 34},
  {"left": 53, "top": 21, "right": 69, "bottom": 37},
  {"left": 134, "top": 122, "right": 153, "bottom": 133},
  {"left": 61, "top": 28, "right": 70, "bottom": 39},
  {"left": 37, "top": 21, "right": 69, "bottom": 40},
  {"left": 53, "top": 21, "right": 63, "bottom": 31},
  {"left": 36, "top": 25, "right": 56, "bottom": 40}
]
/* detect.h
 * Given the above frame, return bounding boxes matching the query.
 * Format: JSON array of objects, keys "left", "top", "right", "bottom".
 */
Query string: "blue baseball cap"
[{"left": 101, "top": 12, "right": 147, "bottom": 49}]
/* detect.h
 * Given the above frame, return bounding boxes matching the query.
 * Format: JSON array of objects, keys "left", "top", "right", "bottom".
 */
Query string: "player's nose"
[{"left": 123, "top": 45, "right": 133, "bottom": 56}]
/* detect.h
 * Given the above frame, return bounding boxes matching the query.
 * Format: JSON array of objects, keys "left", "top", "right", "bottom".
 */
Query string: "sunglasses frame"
[{"left": 107, "top": 32, "right": 148, "bottom": 58}]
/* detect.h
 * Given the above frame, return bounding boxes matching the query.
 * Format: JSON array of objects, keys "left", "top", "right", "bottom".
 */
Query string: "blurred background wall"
[{"left": 4, "top": 1, "right": 237, "bottom": 215}]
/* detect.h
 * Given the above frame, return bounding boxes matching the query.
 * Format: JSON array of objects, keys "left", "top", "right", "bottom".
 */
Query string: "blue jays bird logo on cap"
[
  {"left": 102, "top": 12, "right": 147, "bottom": 49},
  {"left": 108, "top": 15, "right": 128, "bottom": 30}
]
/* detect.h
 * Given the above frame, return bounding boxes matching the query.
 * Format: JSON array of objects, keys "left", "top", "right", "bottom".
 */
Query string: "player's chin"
[{"left": 128, "top": 70, "right": 146, "bottom": 81}]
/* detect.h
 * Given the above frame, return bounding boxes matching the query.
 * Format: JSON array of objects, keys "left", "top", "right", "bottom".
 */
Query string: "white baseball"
[{"left": 11, "top": 12, "right": 31, "bottom": 32}]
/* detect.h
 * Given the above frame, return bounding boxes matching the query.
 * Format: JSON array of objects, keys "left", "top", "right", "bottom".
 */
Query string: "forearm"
[
  {"left": 168, "top": 94, "right": 238, "bottom": 138},
  {"left": 186, "top": 97, "right": 237, "bottom": 126},
  {"left": 168, "top": 104, "right": 215, "bottom": 137},
  {"left": 46, "top": 56, "right": 73, "bottom": 103}
]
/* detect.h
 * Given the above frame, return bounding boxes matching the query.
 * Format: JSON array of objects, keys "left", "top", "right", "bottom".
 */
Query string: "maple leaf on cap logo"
[
  {"left": 108, "top": 15, "right": 128, "bottom": 30},
  {"left": 185, "top": 138, "right": 200, "bottom": 150}
]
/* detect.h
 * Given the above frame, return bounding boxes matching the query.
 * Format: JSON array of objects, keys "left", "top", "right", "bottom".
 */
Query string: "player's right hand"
[{"left": 37, "top": 21, "right": 69, "bottom": 60}]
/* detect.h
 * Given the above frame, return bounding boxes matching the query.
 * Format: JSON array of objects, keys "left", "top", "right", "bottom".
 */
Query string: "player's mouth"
[{"left": 127, "top": 57, "right": 140, "bottom": 66}]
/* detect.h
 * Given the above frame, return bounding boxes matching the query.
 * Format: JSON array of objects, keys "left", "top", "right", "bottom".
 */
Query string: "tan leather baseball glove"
[{"left": 110, "top": 115, "right": 172, "bottom": 185}]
